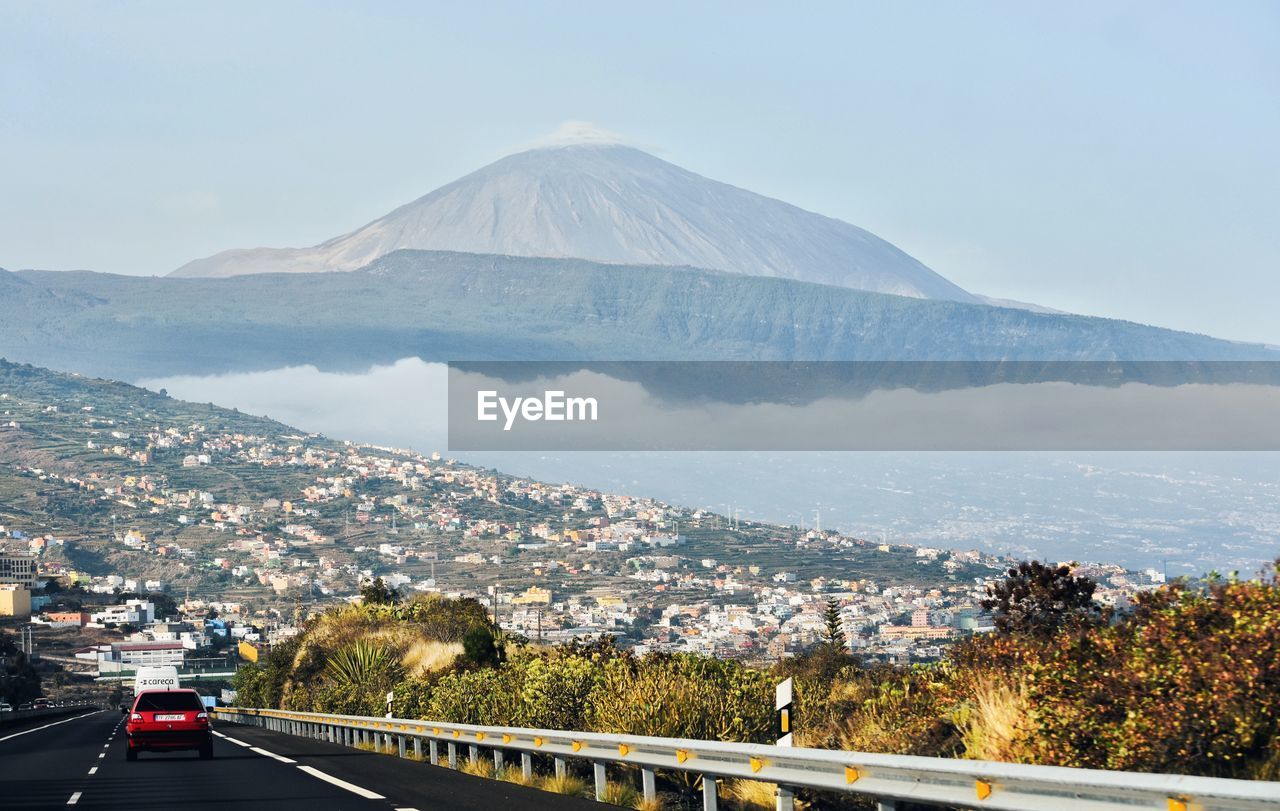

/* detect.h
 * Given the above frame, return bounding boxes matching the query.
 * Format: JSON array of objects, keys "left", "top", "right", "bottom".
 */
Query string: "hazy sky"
[{"left": 2, "top": 1, "right": 1277, "bottom": 343}]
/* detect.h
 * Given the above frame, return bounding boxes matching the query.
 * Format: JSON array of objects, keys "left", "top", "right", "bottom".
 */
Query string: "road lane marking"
[
  {"left": 223, "top": 736, "right": 252, "bottom": 747},
  {"left": 0, "top": 711, "right": 101, "bottom": 743},
  {"left": 212, "top": 731, "right": 226, "bottom": 738},
  {"left": 88, "top": 766, "right": 98, "bottom": 775},
  {"left": 297, "top": 765, "right": 385, "bottom": 799},
  {"left": 250, "top": 745, "right": 297, "bottom": 764},
  {"left": 67, "top": 792, "right": 82, "bottom": 805}
]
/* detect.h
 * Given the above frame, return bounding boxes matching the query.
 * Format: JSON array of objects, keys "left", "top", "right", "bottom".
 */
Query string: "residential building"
[
  {"left": 0, "top": 553, "right": 36, "bottom": 588},
  {"left": 0, "top": 584, "right": 31, "bottom": 618}
]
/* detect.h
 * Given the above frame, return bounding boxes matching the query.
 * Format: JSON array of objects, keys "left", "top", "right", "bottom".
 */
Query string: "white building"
[{"left": 90, "top": 599, "right": 156, "bottom": 627}]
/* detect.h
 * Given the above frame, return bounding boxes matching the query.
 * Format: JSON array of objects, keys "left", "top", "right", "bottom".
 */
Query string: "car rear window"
[{"left": 134, "top": 692, "right": 204, "bottom": 711}]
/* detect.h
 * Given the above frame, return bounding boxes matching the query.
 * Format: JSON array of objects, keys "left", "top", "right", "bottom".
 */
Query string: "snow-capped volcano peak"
[
  {"left": 170, "top": 135, "right": 976, "bottom": 302},
  {"left": 529, "top": 120, "right": 628, "bottom": 148}
]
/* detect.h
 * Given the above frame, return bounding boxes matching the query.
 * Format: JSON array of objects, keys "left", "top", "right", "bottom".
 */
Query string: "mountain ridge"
[{"left": 3, "top": 250, "right": 1273, "bottom": 383}]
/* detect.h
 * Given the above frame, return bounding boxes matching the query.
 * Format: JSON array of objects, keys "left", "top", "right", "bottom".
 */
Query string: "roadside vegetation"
[{"left": 233, "top": 562, "right": 1280, "bottom": 798}]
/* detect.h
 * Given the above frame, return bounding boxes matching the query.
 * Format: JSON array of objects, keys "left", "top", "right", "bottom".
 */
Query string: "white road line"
[
  {"left": 102, "top": 743, "right": 110, "bottom": 748},
  {"left": 250, "top": 745, "right": 297, "bottom": 764},
  {"left": 212, "top": 731, "right": 226, "bottom": 738},
  {"left": 0, "top": 711, "right": 101, "bottom": 743},
  {"left": 66, "top": 792, "right": 82, "bottom": 806},
  {"left": 296, "top": 765, "right": 385, "bottom": 800},
  {"left": 97, "top": 752, "right": 105, "bottom": 759},
  {"left": 223, "top": 736, "right": 252, "bottom": 747},
  {"left": 88, "top": 766, "right": 98, "bottom": 775}
]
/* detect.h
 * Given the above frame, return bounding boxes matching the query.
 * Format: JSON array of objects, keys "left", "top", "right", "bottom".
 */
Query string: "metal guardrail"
[
  {"left": 213, "top": 706, "right": 1280, "bottom": 811},
  {"left": 0, "top": 703, "right": 98, "bottom": 726}
]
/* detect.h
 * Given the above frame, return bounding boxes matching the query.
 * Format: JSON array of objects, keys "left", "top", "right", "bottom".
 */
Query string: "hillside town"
[{"left": 0, "top": 371, "right": 1170, "bottom": 678}]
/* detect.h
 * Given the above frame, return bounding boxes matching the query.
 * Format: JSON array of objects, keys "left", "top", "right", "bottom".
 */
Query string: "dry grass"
[
  {"left": 353, "top": 740, "right": 398, "bottom": 756},
  {"left": 720, "top": 778, "right": 776, "bottom": 810},
  {"left": 402, "top": 639, "right": 463, "bottom": 676},
  {"left": 539, "top": 772, "right": 592, "bottom": 798},
  {"left": 632, "top": 797, "right": 664, "bottom": 811},
  {"left": 461, "top": 756, "right": 497, "bottom": 779},
  {"left": 498, "top": 763, "right": 536, "bottom": 786},
  {"left": 601, "top": 781, "right": 639, "bottom": 808},
  {"left": 958, "top": 673, "right": 1029, "bottom": 762}
]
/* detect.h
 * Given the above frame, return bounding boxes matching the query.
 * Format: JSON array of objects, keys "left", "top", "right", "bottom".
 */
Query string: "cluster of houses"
[{"left": 0, "top": 392, "right": 1172, "bottom": 665}]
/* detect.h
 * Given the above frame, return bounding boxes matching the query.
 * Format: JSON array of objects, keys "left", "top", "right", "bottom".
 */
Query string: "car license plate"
[{"left": 156, "top": 714, "right": 185, "bottom": 721}]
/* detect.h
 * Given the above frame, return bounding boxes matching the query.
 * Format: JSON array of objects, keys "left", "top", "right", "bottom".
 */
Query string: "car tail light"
[
  {"left": 195, "top": 712, "right": 208, "bottom": 721},
  {"left": 130, "top": 712, "right": 143, "bottom": 721}
]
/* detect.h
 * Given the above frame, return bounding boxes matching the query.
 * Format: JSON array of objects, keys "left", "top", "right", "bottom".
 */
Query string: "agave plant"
[{"left": 323, "top": 638, "right": 404, "bottom": 687}]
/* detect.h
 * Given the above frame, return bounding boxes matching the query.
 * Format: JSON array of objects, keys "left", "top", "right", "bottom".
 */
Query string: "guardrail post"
[
  {"left": 593, "top": 761, "right": 607, "bottom": 801},
  {"left": 398, "top": 735, "right": 406, "bottom": 758},
  {"left": 554, "top": 756, "right": 566, "bottom": 778},
  {"left": 702, "top": 775, "right": 719, "bottom": 811},
  {"left": 776, "top": 785, "right": 794, "bottom": 811},
  {"left": 876, "top": 800, "right": 897, "bottom": 811},
  {"left": 429, "top": 739, "right": 439, "bottom": 765},
  {"left": 522, "top": 752, "right": 533, "bottom": 781},
  {"left": 413, "top": 736, "right": 422, "bottom": 759},
  {"left": 642, "top": 768, "right": 656, "bottom": 802},
  {"left": 493, "top": 748, "right": 504, "bottom": 772},
  {"left": 448, "top": 741, "right": 457, "bottom": 769},
  {"left": 469, "top": 744, "right": 479, "bottom": 766}
]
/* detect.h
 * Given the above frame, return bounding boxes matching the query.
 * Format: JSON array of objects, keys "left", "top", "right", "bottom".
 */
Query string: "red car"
[{"left": 125, "top": 689, "right": 213, "bottom": 760}]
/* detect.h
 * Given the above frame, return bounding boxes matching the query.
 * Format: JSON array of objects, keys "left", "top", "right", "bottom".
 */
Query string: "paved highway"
[{"left": 0, "top": 709, "right": 606, "bottom": 810}]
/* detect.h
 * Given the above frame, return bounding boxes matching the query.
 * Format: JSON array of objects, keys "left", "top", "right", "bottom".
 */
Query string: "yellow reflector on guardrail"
[
  {"left": 750, "top": 757, "right": 764, "bottom": 773},
  {"left": 676, "top": 749, "right": 689, "bottom": 763},
  {"left": 976, "top": 780, "right": 993, "bottom": 800},
  {"left": 619, "top": 744, "right": 630, "bottom": 757},
  {"left": 572, "top": 741, "right": 583, "bottom": 752},
  {"left": 845, "top": 766, "right": 860, "bottom": 784},
  {"left": 1168, "top": 799, "right": 1188, "bottom": 811}
]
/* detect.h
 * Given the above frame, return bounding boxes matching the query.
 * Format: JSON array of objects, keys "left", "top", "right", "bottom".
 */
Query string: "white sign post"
[{"left": 775, "top": 678, "right": 794, "bottom": 810}]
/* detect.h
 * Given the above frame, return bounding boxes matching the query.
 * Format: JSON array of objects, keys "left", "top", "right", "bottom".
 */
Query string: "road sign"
[{"left": 775, "top": 677, "right": 793, "bottom": 747}]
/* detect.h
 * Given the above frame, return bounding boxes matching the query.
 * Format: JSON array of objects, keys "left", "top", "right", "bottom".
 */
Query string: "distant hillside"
[
  {"left": 170, "top": 141, "right": 976, "bottom": 302},
  {"left": 1, "top": 253, "right": 1274, "bottom": 381}
]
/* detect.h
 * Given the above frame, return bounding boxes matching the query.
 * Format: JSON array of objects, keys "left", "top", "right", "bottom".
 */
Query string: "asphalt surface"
[{"left": 0, "top": 709, "right": 609, "bottom": 810}]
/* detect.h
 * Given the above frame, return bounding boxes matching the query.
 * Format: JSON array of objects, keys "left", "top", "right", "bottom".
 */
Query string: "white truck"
[{"left": 132, "top": 666, "right": 180, "bottom": 694}]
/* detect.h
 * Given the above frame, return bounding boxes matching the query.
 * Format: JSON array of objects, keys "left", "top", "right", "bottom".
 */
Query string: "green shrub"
[
  {"left": 517, "top": 654, "right": 598, "bottom": 730},
  {"left": 588, "top": 653, "right": 773, "bottom": 743},
  {"left": 427, "top": 666, "right": 523, "bottom": 725}
]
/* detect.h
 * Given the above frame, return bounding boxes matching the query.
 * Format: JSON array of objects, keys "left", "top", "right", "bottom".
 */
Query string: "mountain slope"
[
  {"left": 170, "top": 143, "right": 975, "bottom": 302},
  {"left": 4, "top": 251, "right": 1274, "bottom": 382}
]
